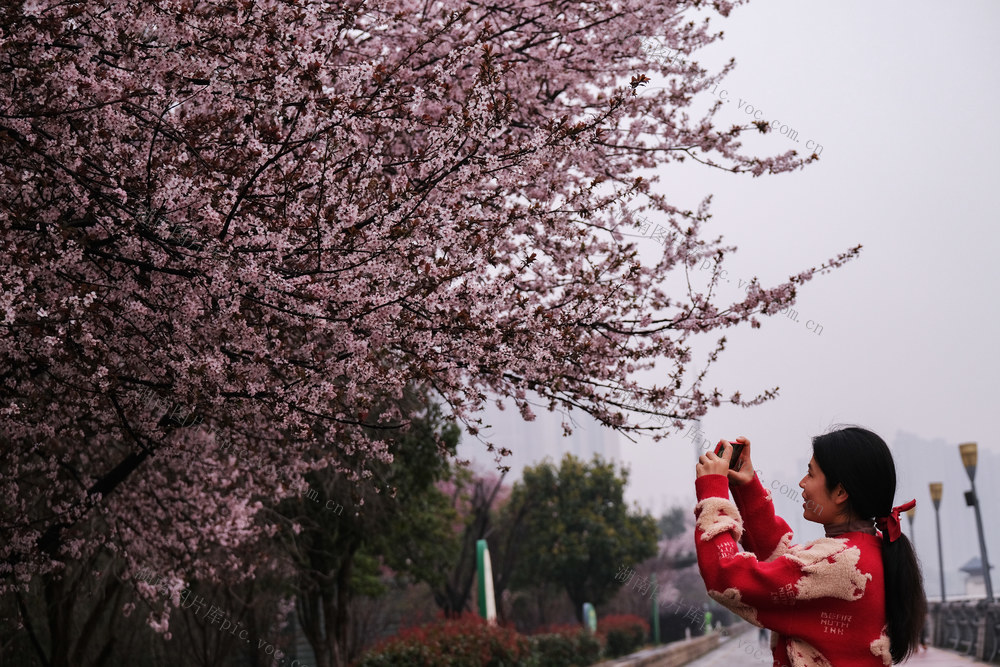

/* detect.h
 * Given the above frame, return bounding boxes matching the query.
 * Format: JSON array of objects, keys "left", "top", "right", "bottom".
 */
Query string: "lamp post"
[
  {"left": 930, "top": 482, "right": 946, "bottom": 602},
  {"left": 959, "top": 442, "right": 994, "bottom": 602}
]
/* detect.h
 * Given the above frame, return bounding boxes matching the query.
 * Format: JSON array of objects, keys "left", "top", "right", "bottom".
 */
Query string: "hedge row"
[{"left": 356, "top": 613, "right": 648, "bottom": 666}]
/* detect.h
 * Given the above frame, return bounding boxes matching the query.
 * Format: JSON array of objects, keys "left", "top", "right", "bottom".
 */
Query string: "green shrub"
[
  {"left": 525, "top": 626, "right": 603, "bottom": 667},
  {"left": 598, "top": 614, "right": 648, "bottom": 658}
]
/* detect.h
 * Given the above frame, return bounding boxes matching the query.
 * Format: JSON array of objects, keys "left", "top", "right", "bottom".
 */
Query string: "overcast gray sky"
[
  {"left": 622, "top": 1, "right": 1000, "bottom": 509},
  {"left": 614, "top": 0, "right": 1000, "bottom": 516},
  {"left": 459, "top": 1, "right": 1000, "bottom": 576}
]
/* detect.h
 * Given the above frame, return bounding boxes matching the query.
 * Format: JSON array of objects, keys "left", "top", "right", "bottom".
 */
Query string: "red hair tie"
[{"left": 875, "top": 499, "right": 915, "bottom": 543}]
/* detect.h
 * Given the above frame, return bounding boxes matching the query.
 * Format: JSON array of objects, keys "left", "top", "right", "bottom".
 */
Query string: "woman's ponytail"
[{"left": 881, "top": 532, "right": 927, "bottom": 662}]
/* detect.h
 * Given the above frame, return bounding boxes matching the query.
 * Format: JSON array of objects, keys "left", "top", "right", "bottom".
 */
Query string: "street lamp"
[
  {"left": 930, "top": 482, "right": 945, "bottom": 602},
  {"left": 959, "top": 442, "right": 994, "bottom": 601}
]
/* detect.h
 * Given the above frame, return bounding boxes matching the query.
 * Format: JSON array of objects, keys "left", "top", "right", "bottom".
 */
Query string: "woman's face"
[{"left": 798, "top": 456, "right": 843, "bottom": 524}]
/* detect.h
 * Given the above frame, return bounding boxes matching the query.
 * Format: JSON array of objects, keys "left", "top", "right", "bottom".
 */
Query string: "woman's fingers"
[
  {"left": 712, "top": 440, "right": 733, "bottom": 461},
  {"left": 727, "top": 437, "right": 756, "bottom": 486}
]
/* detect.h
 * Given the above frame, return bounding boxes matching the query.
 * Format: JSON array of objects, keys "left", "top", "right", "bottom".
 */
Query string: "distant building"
[{"left": 958, "top": 557, "right": 992, "bottom": 598}]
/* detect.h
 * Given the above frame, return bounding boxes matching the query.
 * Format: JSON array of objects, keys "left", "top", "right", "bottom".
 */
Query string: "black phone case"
[
  {"left": 715, "top": 441, "right": 745, "bottom": 470},
  {"left": 729, "top": 442, "right": 745, "bottom": 470}
]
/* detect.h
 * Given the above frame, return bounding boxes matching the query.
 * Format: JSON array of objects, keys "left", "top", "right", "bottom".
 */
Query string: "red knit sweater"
[{"left": 694, "top": 473, "right": 892, "bottom": 666}]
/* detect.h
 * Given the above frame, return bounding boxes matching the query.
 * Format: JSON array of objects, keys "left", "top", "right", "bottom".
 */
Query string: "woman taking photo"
[{"left": 694, "top": 426, "right": 926, "bottom": 665}]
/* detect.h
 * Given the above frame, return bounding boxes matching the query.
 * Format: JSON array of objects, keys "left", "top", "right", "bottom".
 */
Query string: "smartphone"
[{"left": 714, "top": 440, "right": 745, "bottom": 471}]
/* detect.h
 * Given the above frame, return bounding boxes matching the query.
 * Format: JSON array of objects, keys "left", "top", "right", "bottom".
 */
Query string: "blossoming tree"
[{"left": 0, "top": 0, "right": 858, "bottom": 646}]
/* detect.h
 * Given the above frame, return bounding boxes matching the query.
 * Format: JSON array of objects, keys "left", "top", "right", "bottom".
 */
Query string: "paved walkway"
[{"left": 685, "top": 627, "right": 992, "bottom": 666}]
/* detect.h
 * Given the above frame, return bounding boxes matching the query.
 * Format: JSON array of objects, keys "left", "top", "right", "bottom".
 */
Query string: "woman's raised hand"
[
  {"left": 696, "top": 440, "right": 733, "bottom": 479},
  {"left": 695, "top": 436, "right": 756, "bottom": 484}
]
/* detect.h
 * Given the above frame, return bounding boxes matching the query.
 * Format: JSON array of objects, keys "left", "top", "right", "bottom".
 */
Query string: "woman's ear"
[{"left": 832, "top": 483, "right": 850, "bottom": 507}]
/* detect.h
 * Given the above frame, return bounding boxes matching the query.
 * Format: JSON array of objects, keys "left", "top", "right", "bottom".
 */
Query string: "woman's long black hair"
[{"left": 812, "top": 426, "right": 926, "bottom": 664}]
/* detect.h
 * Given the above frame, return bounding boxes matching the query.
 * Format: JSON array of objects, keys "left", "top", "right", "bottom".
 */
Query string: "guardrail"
[{"left": 929, "top": 600, "right": 1000, "bottom": 662}]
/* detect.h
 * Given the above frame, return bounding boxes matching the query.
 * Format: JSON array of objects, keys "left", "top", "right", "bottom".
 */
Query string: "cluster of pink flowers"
[{"left": 1, "top": 0, "right": 859, "bottom": 627}]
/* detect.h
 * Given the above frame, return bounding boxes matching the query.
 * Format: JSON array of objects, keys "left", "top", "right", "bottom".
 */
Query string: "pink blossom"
[{"left": 0, "top": 0, "right": 859, "bottom": 611}]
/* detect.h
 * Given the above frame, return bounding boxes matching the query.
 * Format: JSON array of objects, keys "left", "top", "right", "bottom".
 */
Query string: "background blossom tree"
[{"left": 0, "top": 0, "right": 858, "bottom": 645}]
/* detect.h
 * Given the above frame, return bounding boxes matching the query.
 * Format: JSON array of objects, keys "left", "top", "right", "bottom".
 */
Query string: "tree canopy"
[
  {"left": 1, "top": 0, "right": 858, "bottom": 618},
  {"left": 508, "top": 454, "right": 659, "bottom": 618}
]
